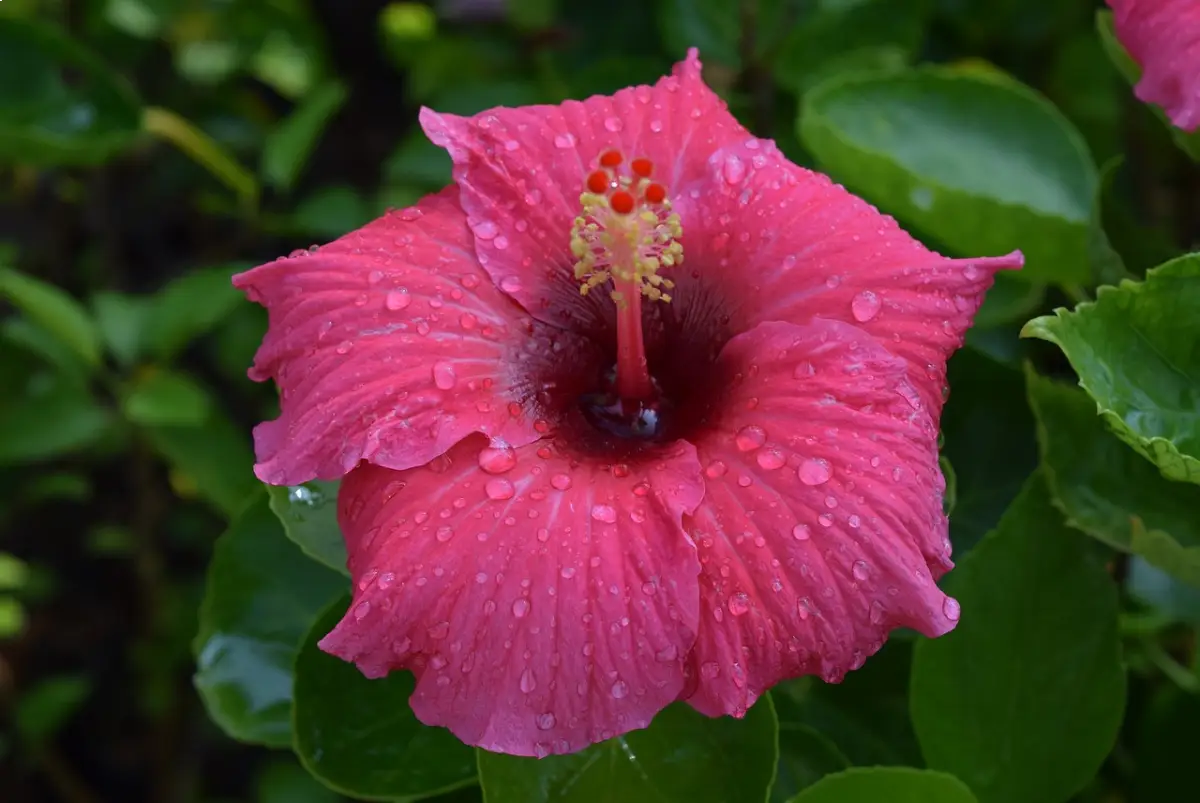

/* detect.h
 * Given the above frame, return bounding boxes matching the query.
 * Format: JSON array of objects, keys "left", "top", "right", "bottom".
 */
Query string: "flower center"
[{"left": 571, "top": 149, "right": 683, "bottom": 439}]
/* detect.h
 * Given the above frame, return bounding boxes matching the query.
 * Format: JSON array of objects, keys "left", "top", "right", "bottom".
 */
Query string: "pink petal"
[
  {"left": 680, "top": 319, "right": 957, "bottom": 717},
  {"left": 1109, "top": 0, "right": 1200, "bottom": 132},
  {"left": 419, "top": 48, "right": 748, "bottom": 332},
  {"left": 668, "top": 138, "right": 1022, "bottom": 415},
  {"left": 319, "top": 435, "right": 706, "bottom": 757},
  {"left": 233, "top": 187, "right": 596, "bottom": 485}
]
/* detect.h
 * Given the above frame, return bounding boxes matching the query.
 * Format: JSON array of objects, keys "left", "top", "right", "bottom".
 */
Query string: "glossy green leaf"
[
  {"left": 145, "top": 412, "right": 257, "bottom": 517},
  {"left": 941, "top": 348, "right": 1038, "bottom": 555},
  {"left": 787, "top": 768, "right": 978, "bottom": 803},
  {"left": 774, "top": 0, "right": 929, "bottom": 96},
  {"left": 145, "top": 264, "right": 250, "bottom": 362},
  {"left": 770, "top": 704, "right": 850, "bottom": 803},
  {"left": 1023, "top": 254, "right": 1200, "bottom": 485},
  {"left": 123, "top": 369, "right": 213, "bottom": 427},
  {"left": 293, "top": 595, "right": 478, "bottom": 800},
  {"left": 0, "top": 378, "right": 113, "bottom": 465},
  {"left": 800, "top": 67, "right": 1096, "bottom": 285},
  {"left": 257, "top": 758, "right": 342, "bottom": 803},
  {"left": 477, "top": 696, "right": 777, "bottom": 803},
  {"left": 911, "top": 473, "right": 1125, "bottom": 803},
  {"left": 1025, "top": 370, "right": 1200, "bottom": 585},
  {"left": 262, "top": 80, "right": 348, "bottom": 192},
  {"left": 266, "top": 481, "right": 348, "bottom": 576},
  {"left": 1096, "top": 10, "right": 1200, "bottom": 162},
  {"left": 0, "top": 268, "right": 102, "bottom": 368},
  {"left": 194, "top": 493, "right": 344, "bottom": 747},
  {"left": 0, "top": 17, "right": 142, "bottom": 165}
]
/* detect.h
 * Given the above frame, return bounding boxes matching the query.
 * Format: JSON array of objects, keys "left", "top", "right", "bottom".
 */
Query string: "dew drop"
[
  {"left": 520, "top": 668, "right": 537, "bottom": 693},
  {"left": 494, "top": 235, "right": 510, "bottom": 250},
  {"left": 649, "top": 119, "right": 663, "bottom": 132},
  {"left": 792, "top": 524, "right": 811, "bottom": 541},
  {"left": 553, "top": 133, "right": 576, "bottom": 148},
  {"left": 512, "top": 598, "right": 530, "bottom": 618},
  {"left": 536, "top": 712, "right": 557, "bottom": 730},
  {"left": 610, "top": 679, "right": 629, "bottom": 699},
  {"left": 722, "top": 154, "right": 746, "bottom": 185},
  {"left": 377, "top": 571, "right": 395, "bottom": 589},
  {"left": 818, "top": 513, "right": 834, "bottom": 527},
  {"left": 435, "top": 526, "right": 454, "bottom": 543},
  {"left": 591, "top": 504, "right": 617, "bottom": 524},
  {"left": 427, "top": 621, "right": 450, "bottom": 639},
  {"left": 551, "top": 473, "right": 573, "bottom": 490},
  {"left": 735, "top": 425, "right": 766, "bottom": 451},
  {"left": 474, "top": 221, "right": 499, "bottom": 240},
  {"left": 603, "top": 117, "right": 623, "bottom": 132},
  {"left": 700, "top": 662, "right": 720, "bottom": 679},
  {"left": 798, "top": 458, "right": 832, "bottom": 486},
  {"left": 432, "top": 362, "right": 457, "bottom": 390},
  {"left": 478, "top": 441, "right": 517, "bottom": 474},
  {"left": 793, "top": 361, "right": 814, "bottom": 378},
  {"left": 385, "top": 289, "right": 411, "bottom": 310},
  {"left": 705, "top": 460, "right": 728, "bottom": 478},
  {"left": 353, "top": 601, "right": 370, "bottom": 620},
  {"left": 943, "top": 597, "right": 961, "bottom": 622},
  {"left": 485, "top": 478, "right": 515, "bottom": 501},
  {"left": 728, "top": 592, "right": 751, "bottom": 616},
  {"left": 852, "top": 560, "right": 870, "bottom": 581},
  {"left": 851, "top": 290, "right": 881, "bottom": 322},
  {"left": 500, "top": 275, "right": 522, "bottom": 293},
  {"left": 869, "top": 600, "right": 886, "bottom": 624},
  {"left": 756, "top": 449, "right": 785, "bottom": 470}
]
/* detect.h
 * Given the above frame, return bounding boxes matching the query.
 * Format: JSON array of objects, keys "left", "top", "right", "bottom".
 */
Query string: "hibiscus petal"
[
  {"left": 419, "top": 48, "right": 748, "bottom": 333},
  {"left": 319, "top": 435, "right": 705, "bottom": 756},
  {"left": 668, "top": 137, "right": 1023, "bottom": 415},
  {"left": 681, "top": 319, "right": 956, "bottom": 717},
  {"left": 234, "top": 187, "right": 595, "bottom": 485},
  {"left": 1109, "top": 0, "right": 1200, "bottom": 131}
]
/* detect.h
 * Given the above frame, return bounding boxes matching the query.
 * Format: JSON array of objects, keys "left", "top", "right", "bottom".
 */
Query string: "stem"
[
  {"left": 142, "top": 107, "right": 259, "bottom": 209},
  {"left": 613, "top": 278, "right": 654, "bottom": 401}
]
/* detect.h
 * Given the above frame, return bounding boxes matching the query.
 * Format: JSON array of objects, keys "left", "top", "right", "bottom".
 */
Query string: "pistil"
[{"left": 571, "top": 150, "right": 683, "bottom": 403}]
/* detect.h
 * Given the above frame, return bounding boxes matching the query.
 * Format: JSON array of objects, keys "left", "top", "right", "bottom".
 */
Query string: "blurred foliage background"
[{"left": 0, "top": 0, "right": 1197, "bottom": 802}]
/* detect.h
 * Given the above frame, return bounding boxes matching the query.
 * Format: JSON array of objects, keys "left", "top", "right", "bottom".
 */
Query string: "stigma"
[{"left": 570, "top": 149, "right": 683, "bottom": 305}]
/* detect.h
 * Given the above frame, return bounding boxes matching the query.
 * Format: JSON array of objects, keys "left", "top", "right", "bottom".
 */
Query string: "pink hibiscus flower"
[
  {"left": 1108, "top": 0, "right": 1200, "bottom": 131},
  {"left": 234, "top": 50, "right": 1022, "bottom": 757}
]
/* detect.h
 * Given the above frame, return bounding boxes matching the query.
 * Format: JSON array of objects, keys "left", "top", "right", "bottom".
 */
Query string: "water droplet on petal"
[
  {"left": 818, "top": 513, "right": 834, "bottom": 527},
  {"left": 551, "top": 474, "right": 573, "bottom": 490},
  {"left": 432, "top": 362, "right": 457, "bottom": 390},
  {"left": 536, "top": 712, "right": 556, "bottom": 730},
  {"left": 792, "top": 524, "right": 811, "bottom": 541},
  {"left": 428, "top": 621, "right": 450, "bottom": 639},
  {"left": 798, "top": 458, "right": 832, "bottom": 486},
  {"left": 604, "top": 117, "right": 623, "bottom": 132},
  {"left": 494, "top": 235, "right": 509, "bottom": 250},
  {"left": 485, "top": 479, "right": 515, "bottom": 501},
  {"left": 591, "top": 504, "right": 617, "bottom": 524},
  {"left": 735, "top": 425, "right": 766, "bottom": 451},
  {"left": 512, "top": 598, "right": 530, "bottom": 618},
  {"left": 385, "top": 290, "right": 411, "bottom": 310},
  {"left": 435, "top": 526, "right": 453, "bottom": 543},
  {"left": 610, "top": 679, "right": 629, "bottom": 698},
  {"left": 478, "top": 441, "right": 517, "bottom": 474},
  {"left": 705, "top": 460, "right": 728, "bottom": 478},
  {"left": 852, "top": 560, "right": 870, "bottom": 581},
  {"left": 722, "top": 154, "right": 746, "bottom": 184},
  {"left": 353, "top": 601, "right": 370, "bottom": 620},
  {"left": 869, "top": 600, "right": 886, "bottom": 624},
  {"left": 851, "top": 290, "right": 881, "bottom": 322},
  {"left": 520, "top": 668, "right": 537, "bottom": 693},
  {"left": 474, "top": 221, "right": 499, "bottom": 240},
  {"left": 554, "top": 133, "right": 576, "bottom": 148},
  {"left": 943, "top": 597, "right": 961, "bottom": 622},
  {"left": 500, "top": 275, "right": 522, "bottom": 293},
  {"left": 756, "top": 449, "right": 785, "bottom": 470},
  {"left": 728, "top": 592, "right": 751, "bottom": 616},
  {"left": 700, "top": 662, "right": 720, "bottom": 679}
]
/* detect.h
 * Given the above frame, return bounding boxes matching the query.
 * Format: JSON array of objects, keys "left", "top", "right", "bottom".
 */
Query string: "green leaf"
[
  {"left": 194, "top": 493, "right": 344, "bottom": 747},
  {"left": 144, "top": 412, "right": 257, "bottom": 517},
  {"left": 800, "top": 67, "right": 1096, "bottom": 286},
  {"left": 291, "top": 186, "right": 374, "bottom": 239},
  {"left": 0, "top": 17, "right": 142, "bottom": 165},
  {"left": 0, "top": 268, "right": 102, "bottom": 368},
  {"left": 142, "top": 107, "right": 259, "bottom": 205},
  {"left": 0, "top": 378, "right": 113, "bottom": 465},
  {"left": 786, "top": 767, "right": 979, "bottom": 803},
  {"left": 145, "top": 264, "right": 249, "bottom": 363},
  {"left": 1134, "top": 687, "right": 1200, "bottom": 802},
  {"left": 262, "top": 80, "right": 348, "bottom": 192},
  {"left": 1023, "top": 254, "right": 1200, "bottom": 485},
  {"left": 292, "top": 595, "right": 478, "bottom": 800},
  {"left": 266, "top": 481, "right": 348, "bottom": 575},
  {"left": 477, "top": 697, "right": 778, "bottom": 803},
  {"left": 123, "top": 370, "right": 213, "bottom": 427},
  {"left": 775, "top": 0, "right": 929, "bottom": 96},
  {"left": 770, "top": 718, "right": 850, "bottom": 803},
  {"left": 257, "top": 758, "right": 343, "bottom": 803},
  {"left": 1025, "top": 369, "right": 1200, "bottom": 585},
  {"left": 941, "top": 348, "right": 1038, "bottom": 555},
  {"left": 92, "top": 291, "right": 152, "bottom": 367},
  {"left": 15, "top": 675, "right": 92, "bottom": 746},
  {"left": 384, "top": 131, "right": 453, "bottom": 190},
  {"left": 1097, "top": 10, "right": 1200, "bottom": 162},
  {"left": 971, "top": 273, "right": 1045, "bottom": 329},
  {"left": 910, "top": 473, "right": 1126, "bottom": 803}
]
